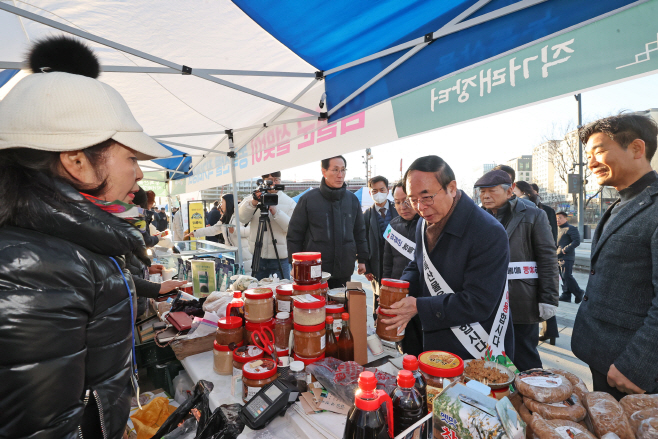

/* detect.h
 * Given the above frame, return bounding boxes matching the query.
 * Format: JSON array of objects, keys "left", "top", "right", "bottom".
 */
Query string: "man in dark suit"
[
  {"left": 572, "top": 113, "right": 658, "bottom": 399},
  {"left": 555, "top": 211, "right": 584, "bottom": 303},
  {"left": 364, "top": 176, "right": 398, "bottom": 321}
]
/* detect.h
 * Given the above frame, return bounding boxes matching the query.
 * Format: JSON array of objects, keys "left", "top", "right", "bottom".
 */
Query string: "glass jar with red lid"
[
  {"left": 292, "top": 294, "right": 326, "bottom": 326},
  {"left": 418, "top": 351, "right": 464, "bottom": 413},
  {"left": 293, "top": 322, "right": 326, "bottom": 358},
  {"left": 232, "top": 345, "right": 264, "bottom": 376},
  {"left": 244, "top": 318, "right": 275, "bottom": 346},
  {"left": 326, "top": 304, "right": 345, "bottom": 338},
  {"left": 317, "top": 281, "right": 329, "bottom": 300},
  {"left": 292, "top": 282, "right": 323, "bottom": 297},
  {"left": 379, "top": 279, "right": 410, "bottom": 309},
  {"left": 292, "top": 252, "right": 322, "bottom": 285},
  {"left": 244, "top": 288, "right": 274, "bottom": 323},
  {"left": 275, "top": 284, "right": 294, "bottom": 313},
  {"left": 215, "top": 316, "right": 244, "bottom": 345},
  {"left": 376, "top": 308, "right": 405, "bottom": 342},
  {"left": 242, "top": 358, "right": 278, "bottom": 403}
]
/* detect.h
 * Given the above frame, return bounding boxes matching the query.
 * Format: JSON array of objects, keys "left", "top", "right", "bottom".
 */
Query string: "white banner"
[{"left": 383, "top": 223, "right": 415, "bottom": 261}]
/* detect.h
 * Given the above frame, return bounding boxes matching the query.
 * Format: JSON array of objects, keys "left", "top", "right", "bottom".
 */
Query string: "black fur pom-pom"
[{"left": 28, "top": 36, "right": 100, "bottom": 78}]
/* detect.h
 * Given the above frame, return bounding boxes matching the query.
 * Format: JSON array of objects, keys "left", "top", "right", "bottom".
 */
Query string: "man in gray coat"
[
  {"left": 572, "top": 114, "right": 658, "bottom": 398},
  {"left": 476, "top": 170, "right": 559, "bottom": 371}
]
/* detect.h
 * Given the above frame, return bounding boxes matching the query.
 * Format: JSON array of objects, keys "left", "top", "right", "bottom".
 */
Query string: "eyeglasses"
[
  {"left": 328, "top": 168, "right": 347, "bottom": 175},
  {"left": 394, "top": 200, "right": 411, "bottom": 208},
  {"left": 406, "top": 188, "right": 444, "bottom": 208}
]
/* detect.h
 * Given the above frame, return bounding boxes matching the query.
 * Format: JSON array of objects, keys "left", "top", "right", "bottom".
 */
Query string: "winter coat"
[
  {"left": 572, "top": 179, "right": 658, "bottom": 392},
  {"left": 491, "top": 198, "right": 559, "bottom": 324},
  {"left": 400, "top": 192, "right": 514, "bottom": 360},
  {"left": 556, "top": 223, "right": 580, "bottom": 261},
  {"left": 194, "top": 215, "right": 253, "bottom": 274},
  {"left": 538, "top": 202, "right": 558, "bottom": 243},
  {"left": 364, "top": 200, "right": 398, "bottom": 282},
  {"left": 172, "top": 207, "right": 184, "bottom": 242},
  {"left": 0, "top": 178, "right": 143, "bottom": 439},
  {"left": 238, "top": 191, "right": 296, "bottom": 259},
  {"left": 155, "top": 211, "right": 168, "bottom": 232},
  {"left": 287, "top": 179, "right": 369, "bottom": 280},
  {"left": 382, "top": 214, "right": 419, "bottom": 280}
]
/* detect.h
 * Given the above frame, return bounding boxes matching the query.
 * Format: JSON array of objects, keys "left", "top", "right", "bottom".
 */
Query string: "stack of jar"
[
  {"left": 213, "top": 316, "right": 244, "bottom": 375},
  {"left": 242, "top": 287, "right": 290, "bottom": 358},
  {"left": 376, "top": 279, "right": 410, "bottom": 342}
]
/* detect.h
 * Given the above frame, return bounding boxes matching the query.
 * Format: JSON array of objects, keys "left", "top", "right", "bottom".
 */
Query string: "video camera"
[{"left": 253, "top": 179, "right": 285, "bottom": 208}]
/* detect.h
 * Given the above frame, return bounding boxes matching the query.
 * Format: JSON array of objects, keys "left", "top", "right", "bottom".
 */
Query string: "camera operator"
[{"left": 238, "top": 171, "right": 296, "bottom": 280}]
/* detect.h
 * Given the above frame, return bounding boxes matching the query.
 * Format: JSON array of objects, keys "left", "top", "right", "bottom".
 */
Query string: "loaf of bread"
[
  {"left": 546, "top": 419, "right": 597, "bottom": 439},
  {"left": 523, "top": 393, "right": 587, "bottom": 422},
  {"left": 516, "top": 369, "right": 573, "bottom": 403},
  {"left": 515, "top": 397, "right": 536, "bottom": 439},
  {"left": 585, "top": 392, "right": 634, "bottom": 439},
  {"left": 531, "top": 413, "right": 564, "bottom": 439},
  {"left": 637, "top": 417, "right": 658, "bottom": 439},
  {"left": 631, "top": 409, "right": 658, "bottom": 435},
  {"left": 620, "top": 394, "right": 658, "bottom": 420},
  {"left": 547, "top": 368, "right": 590, "bottom": 403}
]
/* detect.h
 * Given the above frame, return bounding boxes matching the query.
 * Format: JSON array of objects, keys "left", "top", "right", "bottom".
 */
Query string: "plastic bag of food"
[
  {"left": 637, "top": 417, "right": 658, "bottom": 439},
  {"left": 620, "top": 394, "right": 658, "bottom": 420},
  {"left": 523, "top": 393, "right": 586, "bottom": 422},
  {"left": 229, "top": 275, "right": 257, "bottom": 291},
  {"left": 150, "top": 380, "right": 213, "bottom": 438},
  {"left": 585, "top": 392, "right": 634, "bottom": 439},
  {"left": 631, "top": 409, "right": 658, "bottom": 435},
  {"left": 202, "top": 291, "right": 234, "bottom": 316},
  {"left": 515, "top": 369, "right": 573, "bottom": 403}
]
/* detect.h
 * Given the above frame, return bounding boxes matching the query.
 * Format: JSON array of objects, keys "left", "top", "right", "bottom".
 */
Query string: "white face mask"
[{"left": 372, "top": 192, "right": 388, "bottom": 204}]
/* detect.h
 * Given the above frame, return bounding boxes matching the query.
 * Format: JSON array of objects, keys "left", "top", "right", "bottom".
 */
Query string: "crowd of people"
[{"left": 1, "top": 36, "right": 657, "bottom": 438}]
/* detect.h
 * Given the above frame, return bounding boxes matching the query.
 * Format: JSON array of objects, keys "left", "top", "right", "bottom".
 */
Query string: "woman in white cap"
[{"left": 0, "top": 37, "right": 171, "bottom": 438}]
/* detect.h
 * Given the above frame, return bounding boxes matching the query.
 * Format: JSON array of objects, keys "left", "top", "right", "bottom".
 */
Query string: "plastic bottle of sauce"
[
  {"left": 343, "top": 371, "right": 393, "bottom": 439},
  {"left": 226, "top": 291, "right": 245, "bottom": 324},
  {"left": 337, "top": 312, "right": 354, "bottom": 362},
  {"left": 390, "top": 370, "right": 426, "bottom": 437},
  {"left": 402, "top": 355, "right": 427, "bottom": 412},
  {"left": 325, "top": 316, "right": 339, "bottom": 359}
]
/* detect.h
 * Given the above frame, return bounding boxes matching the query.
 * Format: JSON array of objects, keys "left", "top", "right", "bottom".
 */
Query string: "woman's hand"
[
  {"left": 159, "top": 280, "right": 188, "bottom": 294},
  {"left": 149, "top": 264, "right": 164, "bottom": 275},
  {"left": 378, "top": 296, "right": 418, "bottom": 334},
  {"left": 184, "top": 232, "right": 194, "bottom": 239}
]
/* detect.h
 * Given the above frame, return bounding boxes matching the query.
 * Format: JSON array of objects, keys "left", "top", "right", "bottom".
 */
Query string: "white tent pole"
[
  {"left": 0, "top": 2, "right": 320, "bottom": 116},
  {"left": 101, "top": 66, "right": 315, "bottom": 77},
  {"left": 152, "top": 131, "right": 226, "bottom": 139},
  {"left": 140, "top": 167, "right": 187, "bottom": 175},
  {"left": 158, "top": 140, "right": 228, "bottom": 154},
  {"left": 232, "top": 116, "right": 319, "bottom": 133},
  {"left": 227, "top": 133, "right": 244, "bottom": 271}
]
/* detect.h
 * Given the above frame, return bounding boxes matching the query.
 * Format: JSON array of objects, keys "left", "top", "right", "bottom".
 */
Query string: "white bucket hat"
[{"left": 0, "top": 70, "right": 171, "bottom": 160}]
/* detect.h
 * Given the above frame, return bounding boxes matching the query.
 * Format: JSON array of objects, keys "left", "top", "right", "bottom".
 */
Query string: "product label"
[
  {"left": 233, "top": 366, "right": 243, "bottom": 377},
  {"left": 426, "top": 385, "right": 442, "bottom": 413},
  {"left": 244, "top": 384, "right": 260, "bottom": 402},
  {"left": 397, "top": 326, "right": 406, "bottom": 336},
  {"left": 333, "top": 319, "right": 343, "bottom": 336},
  {"left": 243, "top": 359, "right": 276, "bottom": 375},
  {"left": 278, "top": 300, "right": 291, "bottom": 313},
  {"left": 555, "top": 426, "right": 583, "bottom": 439},
  {"left": 420, "top": 351, "right": 460, "bottom": 370},
  {"left": 519, "top": 370, "right": 563, "bottom": 388},
  {"left": 294, "top": 294, "right": 320, "bottom": 303},
  {"left": 321, "top": 335, "right": 326, "bottom": 350},
  {"left": 310, "top": 265, "right": 322, "bottom": 278}
]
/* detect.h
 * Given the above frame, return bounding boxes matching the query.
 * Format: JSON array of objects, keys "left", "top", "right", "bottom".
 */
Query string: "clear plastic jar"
[
  {"left": 292, "top": 252, "right": 322, "bottom": 285},
  {"left": 293, "top": 322, "right": 326, "bottom": 358},
  {"left": 213, "top": 341, "right": 234, "bottom": 375},
  {"left": 292, "top": 282, "right": 323, "bottom": 297},
  {"left": 292, "top": 294, "right": 326, "bottom": 326},
  {"left": 275, "top": 284, "right": 294, "bottom": 313},
  {"left": 418, "top": 351, "right": 464, "bottom": 413},
  {"left": 289, "top": 360, "right": 308, "bottom": 392},
  {"left": 216, "top": 316, "right": 244, "bottom": 345},
  {"left": 293, "top": 352, "right": 325, "bottom": 384},
  {"left": 325, "top": 304, "right": 345, "bottom": 338},
  {"left": 244, "top": 318, "right": 275, "bottom": 346},
  {"left": 242, "top": 358, "right": 278, "bottom": 403},
  {"left": 244, "top": 288, "right": 274, "bottom": 323},
  {"left": 379, "top": 279, "right": 410, "bottom": 309},
  {"left": 274, "top": 312, "right": 292, "bottom": 349},
  {"left": 376, "top": 309, "right": 405, "bottom": 342},
  {"left": 232, "top": 345, "right": 264, "bottom": 377},
  {"left": 318, "top": 281, "right": 329, "bottom": 300}
]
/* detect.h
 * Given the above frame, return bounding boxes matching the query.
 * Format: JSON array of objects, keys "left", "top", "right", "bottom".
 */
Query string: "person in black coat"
[
  {"left": 531, "top": 183, "right": 558, "bottom": 242},
  {"left": 155, "top": 207, "right": 169, "bottom": 232},
  {"left": 204, "top": 200, "right": 222, "bottom": 242},
  {"left": 555, "top": 212, "right": 584, "bottom": 303},
  {"left": 287, "top": 156, "right": 369, "bottom": 288},
  {"left": 381, "top": 157, "right": 514, "bottom": 362}
]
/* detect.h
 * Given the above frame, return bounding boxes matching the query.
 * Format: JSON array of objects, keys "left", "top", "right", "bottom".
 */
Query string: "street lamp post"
[{"left": 576, "top": 94, "right": 585, "bottom": 236}]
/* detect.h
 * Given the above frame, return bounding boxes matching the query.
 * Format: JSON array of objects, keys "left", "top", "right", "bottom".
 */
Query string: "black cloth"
[
  {"left": 205, "top": 207, "right": 222, "bottom": 242},
  {"left": 542, "top": 316, "right": 560, "bottom": 339},
  {"left": 590, "top": 367, "right": 628, "bottom": 401},
  {"left": 142, "top": 229, "right": 160, "bottom": 248},
  {"left": 0, "top": 176, "right": 143, "bottom": 439},
  {"left": 287, "top": 178, "right": 369, "bottom": 280},
  {"left": 539, "top": 202, "right": 558, "bottom": 243},
  {"left": 382, "top": 214, "right": 420, "bottom": 280},
  {"left": 557, "top": 223, "right": 581, "bottom": 262},
  {"left": 364, "top": 199, "right": 398, "bottom": 283},
  {"left": 602, "top": 171, "right": 658, "bottom": 233},
  {"left": 559, "top": 259, "right": 583, "bottom": 300},
  {"left": 155, "top": 211, "right": 168, "bottom": 232},
  {"left": 328, "top": 276, "right": 351, "bottom": 289},
  {"left": 513, "top": 323, "right": 543, "bottom": 371}
]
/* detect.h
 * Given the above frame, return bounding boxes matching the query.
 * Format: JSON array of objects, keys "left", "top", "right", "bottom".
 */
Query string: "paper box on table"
[{"left": 346, "top": 282, "right": 367, "bottom": 365}]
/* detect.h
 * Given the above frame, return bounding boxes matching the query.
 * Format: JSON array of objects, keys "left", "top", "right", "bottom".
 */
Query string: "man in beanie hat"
[{"left": 475, "top": 169, "right": 559, "bottom": 371}]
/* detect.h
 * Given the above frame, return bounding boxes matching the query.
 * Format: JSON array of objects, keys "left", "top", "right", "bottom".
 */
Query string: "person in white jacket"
[{"left": 238, "top": 171, "right": 296, "bottom": 280}]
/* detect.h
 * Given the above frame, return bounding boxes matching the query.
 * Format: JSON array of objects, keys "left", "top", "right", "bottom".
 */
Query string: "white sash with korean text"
[
  {"left": 420, "top": 219, "right": 538, "bottom": 359},
  {"left": 383, "top": 224, "right": 415, "bottom": 261}
]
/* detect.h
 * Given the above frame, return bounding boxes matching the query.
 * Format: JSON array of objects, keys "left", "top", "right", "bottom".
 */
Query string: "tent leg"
[{"left": 228, "top": 135, "right": 244, "bottom": 272}]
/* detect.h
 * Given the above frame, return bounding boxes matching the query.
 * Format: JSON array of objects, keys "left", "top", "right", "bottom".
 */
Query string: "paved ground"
[{"left": 352, "top": 267, "right": 593, "bottom": 389}]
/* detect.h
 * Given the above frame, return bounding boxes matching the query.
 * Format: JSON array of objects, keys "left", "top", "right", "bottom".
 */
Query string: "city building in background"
[{"left": 506, "top": 155, "right": 532, "bottom": 182}]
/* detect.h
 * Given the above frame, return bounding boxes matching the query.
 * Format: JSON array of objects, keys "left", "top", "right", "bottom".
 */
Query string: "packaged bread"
[
  {"left": 600, "top": 433, "right": 621, "bottom": 439},
  {"left": 515, "top": 369, "right": 573, "bottom": 403},
  {"left": 585, "top": 392, "right": 634, "bottom": 439},
  {"left": 620, "top": 394, "right": 658, "bottom": 420},
  {"left": 523, "top": 393, "right": 587, "bottom": 422},
  {"left": 547, "top": 368, "right": 590, "bottom": 402},
  {"left": 531, "top": 413, "right": 564, "bottom": 439},
  {"left": 631, "top": 409, "right": 658, "bottom": 435},
  {"left": 637, "top": 417, "right": 658, "bottom": 439},
  {"left": 546, "top": 419, "right": 597, "bottom": 439}
]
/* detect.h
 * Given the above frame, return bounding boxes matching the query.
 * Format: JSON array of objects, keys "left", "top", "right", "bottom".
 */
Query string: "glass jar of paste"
[
  {"left": 292, "top": 282, "right": 323, "bottom": 297},
  {"left": 215, "top": 316, "right": 244, "bottom": 345},
  {"left": 213, "top": 341, "right": 235, "bottom": 375},
  {"left": 274, "top": 312, "right": 292, "bottom": 349},
  {"left": 379, "top": 279, "right": 410, "bottom": 309},
  {"left": 376, "top": 308, "right": 405, "bottom": 342},
  {"left": 325, "top": 304, "right": 345, "bottom": 338},
  {"left": 418, "top": 351, "right": 464, "bottom": 413},
  {"left": 244, "top": 288, "right": 274, "bottom": 323},
  {"left": 292, "top": 252, "right": 322, "bottom": 285},
  {"left": 232, "top": 345, "right": 264, "bottom": 377},
  {"left": 318, "top": 281, "right": 329, "bottom": 300},
  {"left": 244, "top": 318, "right": 275, "bottom": 346},
  {"left": 275, "top": 284, "right": 294, "bottom": 313},
  {"left": 242, "top": 358, "right": 278, "bottom": 403},
  {"left": 293, "top": 322, "right": 326, "bottom": 358},
  {"left": 292, "top": 294, "right": 326, "bottom": 326}
]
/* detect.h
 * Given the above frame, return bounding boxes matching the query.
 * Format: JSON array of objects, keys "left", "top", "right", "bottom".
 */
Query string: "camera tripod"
[{"left": 251, "top": 205, "right": 284, "bottom": 277}]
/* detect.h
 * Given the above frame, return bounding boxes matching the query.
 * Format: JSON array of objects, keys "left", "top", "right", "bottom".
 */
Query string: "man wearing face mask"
[{"left": 364, "top": 176, "right": 398, "bottom": 321}]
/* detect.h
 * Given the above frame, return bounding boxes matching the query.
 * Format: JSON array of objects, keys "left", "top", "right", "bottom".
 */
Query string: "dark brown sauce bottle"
[
  {"left": 338, "top": 312, "right": 354, "bottom": 362},
  {"left": 325, "top": 316, "right": 339, "bottom": 359}
]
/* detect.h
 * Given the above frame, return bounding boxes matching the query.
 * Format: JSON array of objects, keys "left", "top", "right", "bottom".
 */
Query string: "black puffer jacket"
[
  {"left": 0, "top": 178, "right": 144, "bottom": 439},
  {"left": 287, "top": 178, "right": 369, "bottom": 279}
]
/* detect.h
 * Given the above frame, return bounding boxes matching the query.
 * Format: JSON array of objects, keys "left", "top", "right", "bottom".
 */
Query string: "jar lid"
[
  {"left": 326, "top": 304, "right": 345, "bottom": 313},
  {"left": 276, "top": 312, "right": 290, "bottom": 320},
  {"left": 233, "top": 345, "right": 264, "bottom": 363},
  {"left": 289, "top": 360, "right": 305, "bottom": 372},
  {"left": 381, "top": 278, "right": 410, "bottom": 288},
  {"left": 418, "top": 351, "right": 464, "bottom": 378},
  {"left": 292, "top": 283, "right": 322, "bottom": 291},
  {"left": 293, "top": 352, "right": 325, "bottom": 365},
  {"left": 294, "top": 322, "right": 325, "bottom": 332},
  {"left": 292, "top": 252, "right": 322, "bottom": 261},
  {"left": 293, "top": 294, "right": 326, "bottom": 309},
  {"left": 244, "top": 288, "right": 274, "bottom": 300},
  {"left": 320, "top": 281, "right": 328, "bottom": 289},
  {"left": 276, "top": 284, "right": 294, "bottom": 295},
  {"left": 233, "top": 291, "right": 242, "bottom": 298},
  {"left": 214, "top": 340, "right": 244, "bottom": 351},
  {"left": 276, "top": 347, "right": 289, "bottom": 356},
  {"left": 242, "top": 358, "right": 278, "bottom": 380},
  {"left": 218, "top": 316, "right": 242, "bottom": 329},
  {"left": 245, "top": 318, "right": 275, "bottom": 331}
]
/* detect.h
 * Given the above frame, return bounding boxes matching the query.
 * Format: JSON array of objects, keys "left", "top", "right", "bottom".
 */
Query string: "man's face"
[
  {"left": 370, "top": 180, "right": 389, "bottom": 204},
  {"left": 556, "top": 214, "right": 568, "bottom": 226},
  {"left": 405, "top": 170, "right": 457, "bottom": 225},
  {"left": 479, "top": 185, "right": 513, "bottom": 211},
  {"left": 393, "top": 186, "right": 416, "bottom": 221},
  {"left": 321, "top": 158, "right": 346, "bottom": 188},
  {"left": 586, "top": 132, "right": 640, "bottom": 187},
  {"left": 262, "top": 174, "right": 282, "bottom": 193}
]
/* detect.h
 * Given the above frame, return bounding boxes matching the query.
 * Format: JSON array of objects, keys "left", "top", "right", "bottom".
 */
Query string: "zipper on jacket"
[
  {"left": 78, "top": 390, "right": 90, "bottom": 439},
  {"left": 93, "top": 390, "right": 108, "bottom": 439}
]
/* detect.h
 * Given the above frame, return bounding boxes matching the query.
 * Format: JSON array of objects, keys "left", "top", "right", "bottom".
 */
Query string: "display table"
[{"left": 181, "top": 345, "right": 401, "bottom": 439}]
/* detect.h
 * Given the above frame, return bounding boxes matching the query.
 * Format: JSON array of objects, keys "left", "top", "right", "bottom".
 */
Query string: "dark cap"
[{"left": 473, "top": 170, "right": 512, "bottom": 188}]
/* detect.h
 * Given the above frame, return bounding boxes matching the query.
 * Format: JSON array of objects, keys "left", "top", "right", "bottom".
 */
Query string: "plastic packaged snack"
[
  {"left": 620, "top": 394, "right": 658, "bottom": 420},
  {"left": 631, "top": 409, "right": 658, "bottom": 435},
  {"left": 523, "top": 393, "right": 586, "bottom": 422},
  {"left": 637, "top": 417, "right": 658, "bottom": 439},
  {"left": 545, "top": 418, "right": 597, "bottom": 439},
  {"left": 585, "top": 391, "right": 634, "bottom": 439},
  {"left": 515, "top": 369, "right": 573, "bottom": 403},
  {"left": 547, "top": 368, "right": 589, "bottom": 403}
]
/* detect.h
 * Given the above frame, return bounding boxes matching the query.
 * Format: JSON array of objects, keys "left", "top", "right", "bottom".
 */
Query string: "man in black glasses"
[{"left": 379, "top": 156, "right": 515, "bottom": 363}]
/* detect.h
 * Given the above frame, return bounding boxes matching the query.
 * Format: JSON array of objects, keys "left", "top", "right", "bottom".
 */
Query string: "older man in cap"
[{"left": 476, "top": 170, "right": 559, "bottom": 371}]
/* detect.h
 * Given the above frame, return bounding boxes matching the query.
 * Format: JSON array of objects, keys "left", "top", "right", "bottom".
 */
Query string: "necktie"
[{"left": 380, "top": 208, "right": 386, "bottom": 219}]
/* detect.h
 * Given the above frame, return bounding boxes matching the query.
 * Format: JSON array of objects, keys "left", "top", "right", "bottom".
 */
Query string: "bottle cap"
[
  {"left": 341, "top": 312, "right": 349, "bottom": 321},
  {"left": 233, "top": 291, "right": 242, "bottom": 299},
  {"left": 403, "top": 355, "right": 419, "bottom": 371},
  {"left": 397, "top": 370, "right": 415, "bottom": 388},
  {"left": 326, "top": 316, "right": 334, "bottom": 323},
  {"left": 358, "top": 371, "right": 377, "bottom": 391},
  {"left": 276, "top": 312, "right": 290, "bottom": 319},
  {"left": 289, "top": 360, "right": 305, "bottom": 372}
]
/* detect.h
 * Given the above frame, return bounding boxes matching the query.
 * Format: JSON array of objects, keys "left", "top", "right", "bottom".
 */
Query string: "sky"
[{"left": 282, "top": 71, "right": 658, "bottom": 190}]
